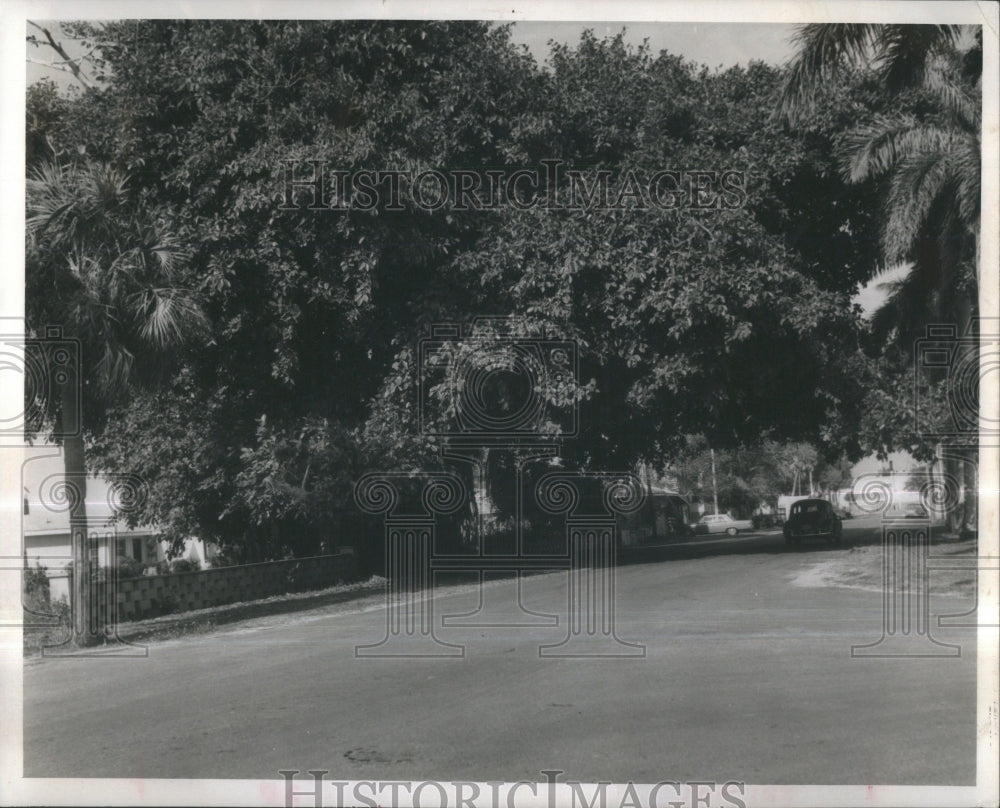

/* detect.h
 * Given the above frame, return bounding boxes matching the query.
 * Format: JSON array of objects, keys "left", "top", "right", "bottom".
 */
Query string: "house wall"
[
  {"left": 111, "top": 552, "right": 356, "bottom": 622},
  {"left": 22, "top": 534, "right": 72, "bottom": 602}
]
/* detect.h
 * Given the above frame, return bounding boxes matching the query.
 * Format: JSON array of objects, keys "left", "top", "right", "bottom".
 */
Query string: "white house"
[{"left": 20, "top": 449, "right": 214, "bottom": 601}]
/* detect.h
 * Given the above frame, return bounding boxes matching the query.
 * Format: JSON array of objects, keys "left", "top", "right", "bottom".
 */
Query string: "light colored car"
[
  {"left": 692, "top": 513, "right": 754, "bottom": 536},
  {"left": 903, "top": 503, "right": 930, "bottom": 519}
]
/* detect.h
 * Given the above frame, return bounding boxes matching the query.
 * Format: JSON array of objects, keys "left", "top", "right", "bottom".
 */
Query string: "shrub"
[
  {"left": 169, "top": 558, "right": 200, "bottom": 574},
  {"left": 23, "top": 595, "right": 70, "bottom": 654},
  {"left": 23, "top": 561, "right": 51, "bottom": 606},
  {"left": 115, "top": 555, "right": 147, "bottom": 580}
]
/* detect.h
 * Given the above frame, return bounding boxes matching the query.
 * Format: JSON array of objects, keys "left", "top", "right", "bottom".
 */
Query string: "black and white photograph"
[{"left": 1, "top": 1, "right": 998, "bottom": 806}]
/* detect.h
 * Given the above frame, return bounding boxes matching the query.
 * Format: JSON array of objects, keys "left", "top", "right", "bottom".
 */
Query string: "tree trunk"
[
  {"left": 61, "top": 373, "right": 98, "bottom": 646},
  {"left": 956, "top": 445, "right": 978, "bottom": 538},
  {"left": 710, "top": 448, "right": 719, "bottom": 514},
  {"left": 948, "top": 292, "right": 982, "bottom": 534}
]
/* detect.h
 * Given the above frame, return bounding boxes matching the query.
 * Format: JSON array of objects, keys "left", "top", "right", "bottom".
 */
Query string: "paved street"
[{"left": 23, "top": 517, "right": 977, "bottom": 784}]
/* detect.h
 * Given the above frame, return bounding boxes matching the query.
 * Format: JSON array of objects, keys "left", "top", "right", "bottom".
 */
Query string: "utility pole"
[{"left": 710, "top": 448, "right": 719, "bottom": 515}]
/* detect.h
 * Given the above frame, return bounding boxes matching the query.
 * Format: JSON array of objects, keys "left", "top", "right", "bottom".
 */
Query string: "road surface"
[{"left": 22, "top": 516, "right": 978, "bottom": 783}]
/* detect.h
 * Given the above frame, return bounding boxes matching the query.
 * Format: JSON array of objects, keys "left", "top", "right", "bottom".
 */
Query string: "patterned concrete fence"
[{"left": 112, "top": 553, "right": 356, "bottom": 622}]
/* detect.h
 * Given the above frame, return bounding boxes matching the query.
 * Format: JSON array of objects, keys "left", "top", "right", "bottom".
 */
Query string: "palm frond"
[
  {"left": 953, "top": 142, "right": 981, "bottom": 230},
  {"left": 132, "top": 288, "right": 209, "bottom": 349},
  {"left": 882, "top": 151, "right": 953, "bottom": 263},
  {"left": 27, "top": 157, "right": 209, "bottom": 393},
  {"left": 93, "top": 341, "right": 135, "bottom": 395},
  {"left": 869, "top": 262, "right": 938, "bottom": 350},
  {"left": 923, "top": 55, "right": 980, "bottom": 132},
  {"left": 876, "top": 25, "right": 963, "bottom": 93},
  {"left": 82, "top": 163, "right": 129, "bottom": 220},
  {"left": 778, "top": 23, "right": 877, "bottom": 121},
  {"left": 839, "top": 118, "right": 958, "bottom": 183}
]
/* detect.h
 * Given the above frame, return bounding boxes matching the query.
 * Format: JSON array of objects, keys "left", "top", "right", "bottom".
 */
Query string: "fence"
[{"left": 111, "top": 553, "right": 356, "bottom": 622}]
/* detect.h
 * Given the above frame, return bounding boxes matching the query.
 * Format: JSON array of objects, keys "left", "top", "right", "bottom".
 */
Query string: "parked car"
[
  {"left": 783, "top": 498, "right": 843, "bottom": 545},
  {"left": 903, "top": 503, "right": 930, "bottom": 519},
  {"left": 692, "top": 513, "right": 754, "bottom": 536}
]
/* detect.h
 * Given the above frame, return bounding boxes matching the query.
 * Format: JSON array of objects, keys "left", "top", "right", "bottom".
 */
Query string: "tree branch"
[{"left": 27, "top": 22, "right": 93, "bottom": 89}]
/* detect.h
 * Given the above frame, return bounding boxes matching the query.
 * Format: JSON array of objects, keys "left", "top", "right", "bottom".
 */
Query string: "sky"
[{"left": 508, "top": 21, "right": 798, "bottom": 69}]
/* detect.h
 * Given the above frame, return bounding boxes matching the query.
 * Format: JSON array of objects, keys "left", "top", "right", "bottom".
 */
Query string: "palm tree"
[
  {"left": 843, "top": 42, "right": 980, "bottom": 325},
  {"left": 780, "top": 24, "right": 982, "bottom": 533},
  {"left": 26, "top": 160, "right": 207, "bottom": 645},
  {"left": 781, "top": 25, "right": 980, "bottom": 295},
  {"left": 778, "top": 24, "right": 971, "bottom": 118}
]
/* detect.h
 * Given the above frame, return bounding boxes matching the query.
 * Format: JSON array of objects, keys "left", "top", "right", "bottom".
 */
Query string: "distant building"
[{"left": 20, "top": 451, "right": 214, "bottom": 601}]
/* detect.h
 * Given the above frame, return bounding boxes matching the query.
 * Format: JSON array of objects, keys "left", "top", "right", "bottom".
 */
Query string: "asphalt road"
[{"left": 22, "top": 517, "right": 978, "bottom": 784}]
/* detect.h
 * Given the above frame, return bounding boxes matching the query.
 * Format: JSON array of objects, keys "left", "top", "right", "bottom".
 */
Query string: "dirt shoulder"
[
  {"left": 791, "top": 537, "right": 979, "bottom": 598},
  {"left": 23, "top": 571, "right": 537, "bottom": 658},
  {"left": 23, "top": 575, "right": 390, "bottom": 658}
]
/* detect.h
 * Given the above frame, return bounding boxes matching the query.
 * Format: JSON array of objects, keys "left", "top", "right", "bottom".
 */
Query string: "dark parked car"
[{"left": 783, "top": 498, "right": 843, "bottom": 545}]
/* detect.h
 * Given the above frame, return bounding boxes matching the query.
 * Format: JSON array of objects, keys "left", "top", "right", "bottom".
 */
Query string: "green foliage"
[
  {"left": 23, "top": 561, "right": 51, "bottom": 605},
  {"left": 115, "top": 555, "right": 147, "bottom": 580},
  {"left": 153, "top": 558, "right": 199, "bottom": 575},
  {"left": 169, "top": 558, "right": 201, "bottom": 574},
  {"left": 26, "top": 79, "right": 68, "bottom": 168},
  {"left": 36, "top": 22, "right": 905, "bottom": 554},
  {"left": 665, "top": 437, "right": 852, "bottom": 516}
]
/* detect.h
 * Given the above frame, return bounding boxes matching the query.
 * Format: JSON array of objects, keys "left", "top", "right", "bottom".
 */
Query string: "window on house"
[{"left": 132, "top": 538, "right": 143, "bottom": 562}]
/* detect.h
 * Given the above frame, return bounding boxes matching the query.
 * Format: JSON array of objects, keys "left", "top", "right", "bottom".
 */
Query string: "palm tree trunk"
[{"left": 62, "top": 375, "right": 97, "bottom": 646}]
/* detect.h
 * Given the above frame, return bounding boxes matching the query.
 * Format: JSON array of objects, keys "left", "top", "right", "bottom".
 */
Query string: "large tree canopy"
[{"left": 29, "top": 21, "right": 900, "bottom": 558}]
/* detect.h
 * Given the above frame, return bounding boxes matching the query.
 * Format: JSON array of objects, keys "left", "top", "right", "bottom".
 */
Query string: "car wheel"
[{"left": 726, "top": 527, "right": 738, "bottom": 536}]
